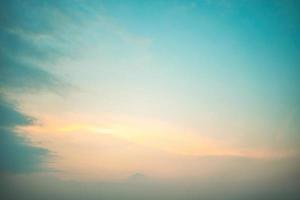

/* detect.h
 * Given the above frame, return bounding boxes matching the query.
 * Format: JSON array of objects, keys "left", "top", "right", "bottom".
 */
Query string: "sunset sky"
[{"left": 1, "top": 0, "right": 300, "bottom": 199}]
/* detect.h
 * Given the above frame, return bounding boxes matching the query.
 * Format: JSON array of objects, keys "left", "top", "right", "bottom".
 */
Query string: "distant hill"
[{"left": 128, "top": 173, "right": 147, "bottom": 182}]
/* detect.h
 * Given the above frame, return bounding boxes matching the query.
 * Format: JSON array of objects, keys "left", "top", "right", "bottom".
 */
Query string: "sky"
[{"left": 0, "top": 0, "right": 300, "bottom": 199}]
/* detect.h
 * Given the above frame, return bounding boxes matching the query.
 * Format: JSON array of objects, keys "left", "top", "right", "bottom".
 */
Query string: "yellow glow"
[{"left": 18, "top": 113, "right": 294, "bottom": 180}]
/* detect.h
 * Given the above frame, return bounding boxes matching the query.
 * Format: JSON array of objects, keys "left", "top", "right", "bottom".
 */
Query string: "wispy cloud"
[
  {"left": 0, "top": 1, "right": 74, "bottom": 94},
  {"left": 0, "top": 0, "right": 75, "bottom": 173}
]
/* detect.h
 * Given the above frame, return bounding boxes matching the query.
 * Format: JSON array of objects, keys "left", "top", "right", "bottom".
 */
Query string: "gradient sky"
[{"left": 1, "top": 0, "right": 300, "bottom": 199}]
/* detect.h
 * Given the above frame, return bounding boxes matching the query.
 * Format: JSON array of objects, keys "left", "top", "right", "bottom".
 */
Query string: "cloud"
[
  {"left": 0, "top": 0, "right": 71, "bottom": 173},
  {"left": 0, "top": 129, "right": 48, "bottom": 173},
  {"left": 0, "top": 1, "right": 74, "bottom": 94},
  {"left": 0, "top": 0, "right": 150, "bottom": 95},
  {"left": 0, "top": 97, "right": 49, "bottom": 173},
  {"left": 0, "top": 54, "right": 63, "bottom": 93},
  {"left": 0, "top": 97, "right": 33, "bottom": 127}
]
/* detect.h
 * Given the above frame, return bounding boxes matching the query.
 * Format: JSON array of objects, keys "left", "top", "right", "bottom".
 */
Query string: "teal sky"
[{"left": 1, "top": 0, "right": 300, "bottom": 199}]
